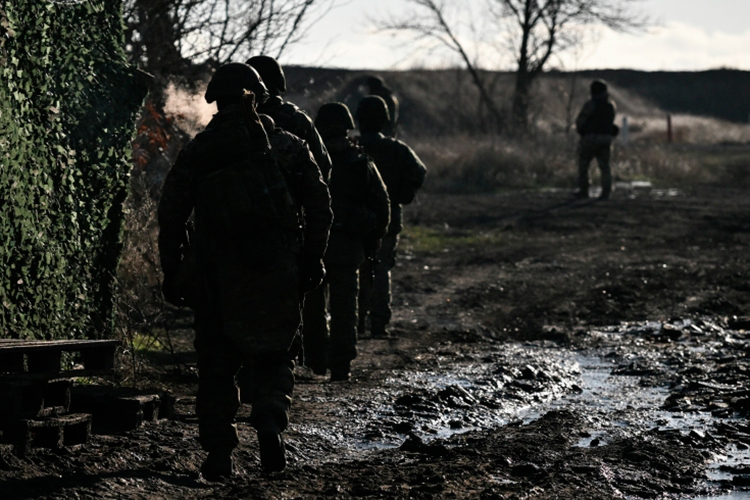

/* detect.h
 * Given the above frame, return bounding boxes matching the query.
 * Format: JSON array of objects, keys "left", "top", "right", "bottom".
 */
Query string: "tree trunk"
[
  {"left": 136, "top": 0, "right": 186, "bottom": 106},
  {"left": 511, "top": 68, "right": 532, "bottom": 132}
]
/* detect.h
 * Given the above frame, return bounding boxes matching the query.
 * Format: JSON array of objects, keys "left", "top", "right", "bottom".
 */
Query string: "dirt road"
[{"left": 2, "top": 185, "right": 750, "bottom": 499}]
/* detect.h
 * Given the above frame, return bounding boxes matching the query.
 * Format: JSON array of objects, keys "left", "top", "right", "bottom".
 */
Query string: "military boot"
[
  {"left": 200, "top": 449, "right": 234, "bottom": 481},
  {"left": 257, "top": 427, "right": 286, "bottom": 473}
]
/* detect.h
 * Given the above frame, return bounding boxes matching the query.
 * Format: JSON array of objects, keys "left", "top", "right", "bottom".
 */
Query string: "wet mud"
[{"left": 2, "top": 185, "right": 750, "bottom": 499}]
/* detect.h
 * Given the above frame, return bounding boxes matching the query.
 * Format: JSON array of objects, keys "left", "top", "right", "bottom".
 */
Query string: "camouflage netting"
[{"left": 0, "top": 0, "right": 148, "bottom": 339}]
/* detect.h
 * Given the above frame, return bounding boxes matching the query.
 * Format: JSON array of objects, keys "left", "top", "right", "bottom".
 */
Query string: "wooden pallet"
[
  {"left": 10, "top": 413, "right": 92, "bottom": 456},
  {"left": 0, "top": 339, "right": 121, "bottom": 381},
  {"left": 0, "top": 339, "right": 119, "bottom": 454}
]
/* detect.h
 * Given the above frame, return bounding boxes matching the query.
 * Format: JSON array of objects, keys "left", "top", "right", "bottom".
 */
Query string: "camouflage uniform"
[
  {"left": 158, "top": 104, "right": 331, "bottom": 456},
  {"left": 257, "top": 96, "right": 333, "bottom": 182},
  {"left": 366, "top": 76, "right": 399, "bottom": 138},
  {"left": 302, "top": 130, "right": 390, "bottom": 379},
  {"left": 357, "top": 130, "right": 426, "bottom": 336},
  {"left": 248, "top": 56, "right": 332, "bottom": 180},
  {"left": 576, "top": 80, "right": 618, "bottom": 199}
]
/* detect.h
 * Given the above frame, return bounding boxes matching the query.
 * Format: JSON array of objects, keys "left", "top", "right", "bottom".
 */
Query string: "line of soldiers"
[{"left": 158, "top": 58, "right": 425, "bottom": 480}]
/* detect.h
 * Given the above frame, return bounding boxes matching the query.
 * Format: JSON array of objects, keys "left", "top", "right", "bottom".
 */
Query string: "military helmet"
[
  {"left": 205, "top": 63, "right": 269, "bottom": 104},
  {"left": 590, "top": 79, "right": 608, "bottom": 96},
  {"left": 355, "top": 95, "right": 390, "bottom": 125},
  {"left": 316, "top": 102, "right": 355, "bottom": 131},
  {"left": 246, "top": 55, "right": 287, "bottom": 95},
  {"left": 365, "top": 75, "right": 384, "bottom": 91}
]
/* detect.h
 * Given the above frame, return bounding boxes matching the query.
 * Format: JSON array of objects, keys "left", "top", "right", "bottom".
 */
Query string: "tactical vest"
[
  {"left": 358, "top": 134, "right": 416, "bottom": 205},
  {"left": 192, "top": 116, "right": 300, "bottom": 264},
  {"left": 328, "top": 144, "right": 377, "bottom": 239},
  {"left": 263, "top": 101, "right": 300, "bottom": 138}
]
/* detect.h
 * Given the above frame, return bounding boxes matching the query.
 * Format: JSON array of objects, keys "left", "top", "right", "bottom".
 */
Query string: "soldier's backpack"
[
  {"left": 328, "top": 145, "right": 379, "bottom": 240},
  {"left": 196, "top": 150, "right": 300, "bottom": 263},
  {"left": 393, "top": 171, "right": 420, "bottom": 205},
  {"left": 273, "top": 102, "right": 302, "bottom": 135},
  {"left": 392, "top": 149, "right": 426, "bottom": 206}
]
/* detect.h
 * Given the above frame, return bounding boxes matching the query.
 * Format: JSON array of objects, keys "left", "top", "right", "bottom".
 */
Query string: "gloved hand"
[{"left": 298, "top": 253, "right": 326, "bottom": 294}]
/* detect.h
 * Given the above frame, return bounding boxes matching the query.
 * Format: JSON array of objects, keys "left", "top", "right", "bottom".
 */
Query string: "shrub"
[{"left": 0, "top": 0, "right": 148, "bottom": 339}]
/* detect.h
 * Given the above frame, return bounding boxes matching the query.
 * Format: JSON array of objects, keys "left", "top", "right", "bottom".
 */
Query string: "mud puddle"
[
  {"left": 292, "top": 317, "right": 750, "bottom": 498},
  {"left": 293, "top": 342, "right": 582, "bottom": 461},
  {"left": 525, "top": 352, "right": 750, "bottom": 498}
]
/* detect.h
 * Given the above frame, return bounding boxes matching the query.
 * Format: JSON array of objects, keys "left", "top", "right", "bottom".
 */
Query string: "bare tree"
[
  {"left": 378, "top": 0, "right": 506, "bottom": 131},
  {"left": 123, "top": 0, "right": 337, "bottom": 81},
  {"left": 493, "top": 0, "right": 647, "bottom": 130},
  {"left": 379, "top": 0, "right": 646, "bottom": 133}
]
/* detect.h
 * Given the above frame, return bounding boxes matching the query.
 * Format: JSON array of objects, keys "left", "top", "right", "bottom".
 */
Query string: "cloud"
[
  {"left": 573, "top": 21, "right": 750, "bottom": 71},
  {"left": 285, "top": 17, "right": 750, "bottom": 72}
]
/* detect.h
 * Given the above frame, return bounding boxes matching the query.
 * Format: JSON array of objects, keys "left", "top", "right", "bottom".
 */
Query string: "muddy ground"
[{"left": 2, "top": 183, "right": 750, "bottom": 499}]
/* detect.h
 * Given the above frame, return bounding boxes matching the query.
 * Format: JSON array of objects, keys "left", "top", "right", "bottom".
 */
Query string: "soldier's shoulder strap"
[
  {"left": 277, "top": 102, "right": 301, "bottom": 125},
  {"left": 269, "top": 129, "right": 311, "bottom": 193},
  {"left": 271, "top": 127, "right": 305, "bottom": 148}
]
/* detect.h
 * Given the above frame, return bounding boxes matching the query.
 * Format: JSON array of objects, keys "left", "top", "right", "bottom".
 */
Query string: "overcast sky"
[{"left": 281, "top": 0, "right": 750, "bottom": 71}]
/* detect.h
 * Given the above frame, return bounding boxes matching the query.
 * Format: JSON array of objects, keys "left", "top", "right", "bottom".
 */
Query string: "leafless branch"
[
  {"left": 377, "top": 0, "right": 506, "bottom": 130},
  {"left": 124, "top": 0, "right": 340, "bottom": 76}
]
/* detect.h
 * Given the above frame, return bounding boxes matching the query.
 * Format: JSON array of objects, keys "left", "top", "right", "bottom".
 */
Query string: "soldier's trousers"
[
  {"left": 194, "top": 330, "right": 294, "bottom": 452},
  {"left": 369, "top": 232, "right": 399, "bottom": 332},
  {"left": 302, "top": 263, "right": 359, "bottom": 372},
  {"left": 578, "top": 135, "right": 613, "bottom": 197}
]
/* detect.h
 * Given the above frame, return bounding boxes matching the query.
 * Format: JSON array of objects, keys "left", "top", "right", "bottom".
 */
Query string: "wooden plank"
[
  {"left": 0, "top": 368, "right": 115, "bottom": 382},
  {"left": 0, "top": 340, "right": 120, "bottom": 380},
  {"left": 0, "top": 339, "right": 121, "bottom": 354},
  {"left": 0, "top": 339, "right": 121, "bottom": 347}
]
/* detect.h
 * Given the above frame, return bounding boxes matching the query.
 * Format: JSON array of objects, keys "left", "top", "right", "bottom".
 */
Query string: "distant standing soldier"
[
  {"left": 301, "top": 103, "right": 390, "bottom": 381},
  {"left": 355, "top": 96, "right": 426, "bottom": 338},
  {"left": 365, "top": 75, "right": 399, "bottom": 137},
  {"left": 247, "top": 55, "right": 333, "bottom": 181},
  {"left": 575, "top": 79, "right": 619, "bottom": 200},
  {"left": 158, "top": 63, "right": 331, "bottom": 479}
]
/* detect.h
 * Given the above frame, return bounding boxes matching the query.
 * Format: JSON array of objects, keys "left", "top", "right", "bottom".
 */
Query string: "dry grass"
[
  {"left": 114, "top": 147, "right": 190, "bottom": 387},
  {"left": 414, "top": 126, "right": 750, "bottom": 194},
  {"left": 414, "top": 134, "right": 576, "bottom": 193}
]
